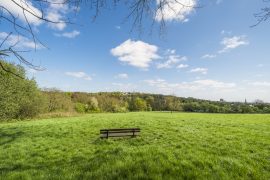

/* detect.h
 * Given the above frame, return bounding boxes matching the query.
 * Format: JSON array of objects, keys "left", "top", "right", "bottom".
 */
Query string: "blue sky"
[{"left": 1, "top": 0, "right": 270, "bottom": 102}]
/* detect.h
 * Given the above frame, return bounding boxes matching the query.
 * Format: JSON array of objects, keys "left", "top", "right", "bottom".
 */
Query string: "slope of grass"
[{"left": 0, "top": 112, "right": 270, "bottom": 179}]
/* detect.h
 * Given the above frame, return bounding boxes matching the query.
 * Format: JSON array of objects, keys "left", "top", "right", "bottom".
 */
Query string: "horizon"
[{"left": 40, "top": 89, "right": 269, "bottom": 104}]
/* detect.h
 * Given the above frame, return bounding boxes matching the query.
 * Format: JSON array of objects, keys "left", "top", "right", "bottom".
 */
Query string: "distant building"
[{"left": 254, "top": 99, "right": 264, "bottom": 104}]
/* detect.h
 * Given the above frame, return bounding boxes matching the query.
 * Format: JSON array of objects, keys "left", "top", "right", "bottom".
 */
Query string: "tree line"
[{"left": 1, "top": 60, "right": 270, "bottom": 120}]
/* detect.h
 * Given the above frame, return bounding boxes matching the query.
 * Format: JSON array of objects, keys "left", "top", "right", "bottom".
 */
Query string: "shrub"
[
  {"left": 75, "top": 103, "right": 86, "bottom": 113},
  {"left": 0, "top": 60, "right": 46, "bottom": 120},
  {"left": 86, "top": 97, "right": 100, "bottom": 112},
  {"left": 129, "top": 97, "right": 147, "bottom": 111},
  {"left": 42, "top": 90, "right": 73, "bottom": 112},
  {"left": 111, "top": 104, "right": 128, "bottom": 113}
]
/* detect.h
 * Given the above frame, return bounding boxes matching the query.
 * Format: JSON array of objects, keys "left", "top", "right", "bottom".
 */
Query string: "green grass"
[{"left": 0, "top": 112, "right": 270, "bottom": 179}]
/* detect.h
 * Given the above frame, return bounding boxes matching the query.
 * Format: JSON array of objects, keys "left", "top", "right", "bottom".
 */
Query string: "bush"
[
  {"left": 85, "top": 97, "right": 100, "bottom": 112},
  {"left": 42, "top": 89, "right": 73, "bottom": 112},
  {"left": 129, "top": 97, "right": 147, "bottom": 111},
  {"left": 75, "top": 103, "right": 86, "bottom": 113},
  {"left": 0, "top": 60, "right": 46, "bottom": 120},
  {"left": 111, "top": 104, "right": 128, "bottom": 113}
]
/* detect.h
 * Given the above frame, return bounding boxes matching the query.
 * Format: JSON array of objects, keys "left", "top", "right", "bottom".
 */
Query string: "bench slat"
[
  {"left": 100, "top": 128, "right": 140, "bottom": 131},
  {"left": 100, "top": 132, "right": 139, "bottom": 138},
  {"left": 100, "top": 130, "right": 140, "bottom": 133},
  {"left": 100, "top": 128, "right": 140, "bottom": 138}
]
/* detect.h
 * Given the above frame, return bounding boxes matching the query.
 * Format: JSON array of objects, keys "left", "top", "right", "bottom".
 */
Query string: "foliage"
[
  {"left": 75, "top": 103, "right": 86, "bottom": 113},
  {"left": 85, "top": 97, "right": 100, "bottom": 112},
  {"left": 33, "top": 91, "right": 270, "bottom": 116},
  {"left": 94, "top": 94, "right": 128, "bottom": 113},
  {"left": 1, "top": 62, "right": 270, "bottom": 121},
  {"left": 129, "top": 97, "right": 147, "bottom": 111},
  {"left": 0, "top": 60, "right": 45, "bottom": 120},
  {"left": 0, "top": 112, "right": 269, "bottom": 179},
  {"left": 43, "top": 89, "right": 73, "bottom": 113}
]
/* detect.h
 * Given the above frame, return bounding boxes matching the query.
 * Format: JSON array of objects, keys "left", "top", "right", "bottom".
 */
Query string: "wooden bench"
[{"left": 100, "top": 128, "right": 140, "bottom": 138}]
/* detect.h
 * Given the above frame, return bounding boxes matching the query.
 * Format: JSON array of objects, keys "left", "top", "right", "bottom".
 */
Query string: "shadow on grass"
[
  {"left": 0, "top": 128, "right": 24, "bottom": 146},
  {"left": 91, "top": 136, "right": 150, "bottom": 147}
]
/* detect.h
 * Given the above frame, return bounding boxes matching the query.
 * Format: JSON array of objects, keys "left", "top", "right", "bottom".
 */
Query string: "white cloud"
[
  {"left": 112, "top": 83, "right": 124, "bottom": 86},
  {"left": 65, "top": 71, "right": 92, "bottom": 81},
  {"left": 46, "top": 0, "right": 69, "bottom": 30},
  {"left": 157, "top": 55, "right": 187, "bottom": 69},
  {"left": 183, "top": 18, "right": 189, "bottom": 23},
  {"left": 144, "top": 79, "right": 236, "bottom": 93},
  {"left": 46, "top": 13, "right": 66, "bottom": 31},
  {"left": 221, "top": 30, "right": 232, "bottom": 35},
  {"left": 177, "top": 64, "right": 189, "bottom": 69},
  {"left": 255, "top": 74, "right": 264, "bottom": 78},
  {"left": 201, "top": 54, "right": 216, "bottom": 59},
  {"left": 219, "top": 36, "right": 249, "bottom": 53},
  {"left": 202, "top": 34, "right": 248, "bottom": 59},
  {"left": 111, "top": 83, "right": 137, "bottom": 91},
  {"left": 111, "top": 39, "right": 160, "bottom": 69},
  {"left": 166, "top": 49, "right": 176, "bottom": 54},
  {"left": 194, "top": 79, "right": 235, "bottom": 89},
  {"left": 0, "top": 32, "right": 43, "bottom": 49},
  {"left": 55, "top": 30, "right": 80, "bottom": 38},
  {"left": 144, "top": 79, "right": 167, "bottom": 87},
  {"left": 257, "top": 64, "right": 264, "bottom": 68},
  {"left": 155, "top": 0, "right": 196, "bottom": 22},
  {"left": 248, "top": 81, "right": 270, "bottom": 87},
  {"left": 157, "top": 49, "right": 187, "bottom": 69},
  {"left": 190, "top": 68, "right": 208, "bottom": 74},
  {"left": 115, "top": 73, "right": 129, "bottom": 79},
  {"left": 0, "top": 0, "right": 42, "bottom": 26},
  {"left": 115, "top": 26, "right": 121, "bottom": 29},
  {"left": 0, "top": 0, "right": 74, "bottom": 31}
]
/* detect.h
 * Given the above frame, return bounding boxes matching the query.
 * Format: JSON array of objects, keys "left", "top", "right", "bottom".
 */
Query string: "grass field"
[{"left": 0, "top": 112, "right": 270, "bottom": 179}]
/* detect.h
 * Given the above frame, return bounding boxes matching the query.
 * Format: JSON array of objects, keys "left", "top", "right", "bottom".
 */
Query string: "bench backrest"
[{"left": 100, "top": 128, "right": 140, "bottom": 138}]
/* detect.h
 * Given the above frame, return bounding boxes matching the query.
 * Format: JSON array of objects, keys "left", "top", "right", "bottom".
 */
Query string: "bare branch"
[
  {"left": 252, "top": 0, "right": 270, "bottom": 27},
  {"left": 0, "top": 60, "right": 23, "bottom": 79},
  {"left": 0, "top": 0, "right": 200, "bottom": 77}
]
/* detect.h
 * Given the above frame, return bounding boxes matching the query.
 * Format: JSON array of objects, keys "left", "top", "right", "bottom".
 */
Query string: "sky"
[{"left": 1, "top": 0, "right": 270, "bottom": 102}]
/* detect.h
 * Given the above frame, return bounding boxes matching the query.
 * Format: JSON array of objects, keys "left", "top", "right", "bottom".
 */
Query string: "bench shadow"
[{"left": 91, "top": 135, "right": 149, "bottom": 147}]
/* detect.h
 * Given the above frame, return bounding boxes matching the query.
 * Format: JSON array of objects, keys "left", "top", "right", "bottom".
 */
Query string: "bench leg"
[{"left": 132, "top": 129, "right": 135, "bottom": 138}]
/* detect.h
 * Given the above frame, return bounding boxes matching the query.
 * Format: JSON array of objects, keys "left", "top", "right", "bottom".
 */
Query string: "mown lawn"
[{"left": 0, "top": 112, "right": 270, "bottom": 179}]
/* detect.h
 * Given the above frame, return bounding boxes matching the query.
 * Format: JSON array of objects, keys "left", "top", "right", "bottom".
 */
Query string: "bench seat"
[{"left": 100, "top": 128, "right": 140, "bottom": 138}]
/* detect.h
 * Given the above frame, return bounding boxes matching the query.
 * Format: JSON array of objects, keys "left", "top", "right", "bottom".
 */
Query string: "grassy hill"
[{"left": 0, "top": 112, "right": 270, "bottom": 179}]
